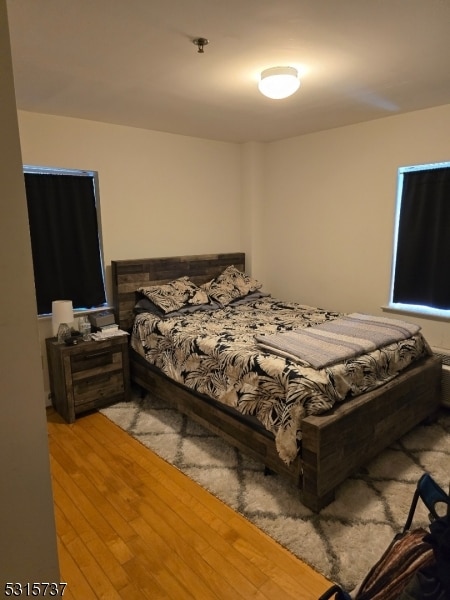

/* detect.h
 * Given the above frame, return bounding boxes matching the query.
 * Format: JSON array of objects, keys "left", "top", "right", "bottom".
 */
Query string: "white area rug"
[{"left": 101, "top": 393, "right": 450, "bottom": 590}]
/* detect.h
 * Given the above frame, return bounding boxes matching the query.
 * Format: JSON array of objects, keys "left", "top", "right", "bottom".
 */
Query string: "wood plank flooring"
[{"left": 47, "top": 408, "right": 332, "bottom": 599}]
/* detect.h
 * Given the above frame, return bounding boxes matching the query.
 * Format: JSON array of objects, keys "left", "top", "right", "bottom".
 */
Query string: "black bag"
[
  {"left": 319, "top": 474, "right": 450, "bottom": 600},
  {"left": 397, "top": 513, "right": 450, "bottom": 600}
]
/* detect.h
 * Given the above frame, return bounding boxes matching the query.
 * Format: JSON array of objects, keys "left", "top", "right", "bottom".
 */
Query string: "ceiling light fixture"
[{"left": 258, "top": 66, "right": 300, "bottom": 99}]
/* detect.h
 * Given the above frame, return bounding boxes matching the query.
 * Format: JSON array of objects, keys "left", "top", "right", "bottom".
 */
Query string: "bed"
[{"left": 111, "top": 252, "right": 441, "bottom": 512}]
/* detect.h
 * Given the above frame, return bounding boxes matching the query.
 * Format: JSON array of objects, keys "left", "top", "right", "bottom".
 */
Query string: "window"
[
  {"left": 389, "top": 161, "right": 450, "bottom": 318},
  {"left": 24, "top": 166, "right": 107, "bottom": 316}
]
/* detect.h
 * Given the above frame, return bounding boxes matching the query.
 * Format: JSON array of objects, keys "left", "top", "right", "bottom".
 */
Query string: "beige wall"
[
  {"left": 262, "top": 103, "right": 450, "bottom": 349},
  {"left": 18, "top": 111, "right": 243, "bottom": 273},
  {"left": 0, "top": 0, "right": 59, "bottom": 583}
]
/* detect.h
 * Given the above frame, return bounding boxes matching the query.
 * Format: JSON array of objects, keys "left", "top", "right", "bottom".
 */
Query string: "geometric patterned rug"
[{"left": 101, "top": 392, "right": 450, "bottom": 591}]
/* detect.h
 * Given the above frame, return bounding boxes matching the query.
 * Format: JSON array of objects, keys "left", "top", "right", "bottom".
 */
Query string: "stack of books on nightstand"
[
  {"left": 91, "top": 326, "right": 129, "bottom": 341},
  {"left": 89, "top": 311, "right": 129, "bottom": 340},
  {"left": 99, "top": 323, "right": 119, "bottom": 333}
]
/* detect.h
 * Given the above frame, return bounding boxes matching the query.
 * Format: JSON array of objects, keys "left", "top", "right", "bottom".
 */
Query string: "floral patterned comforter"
[{"left": 131, "top": 296, "right": 430, "bottom": 464}]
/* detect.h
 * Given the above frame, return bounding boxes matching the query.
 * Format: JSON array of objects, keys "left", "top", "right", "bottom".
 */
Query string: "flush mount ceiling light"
[{"left": 258, "top": 66, "right": 300, "bottom": 99}]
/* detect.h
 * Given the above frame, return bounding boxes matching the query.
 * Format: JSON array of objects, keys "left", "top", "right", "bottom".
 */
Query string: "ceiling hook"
[{"left": 193, "top": 38, "right": 209, "bottom": 53}]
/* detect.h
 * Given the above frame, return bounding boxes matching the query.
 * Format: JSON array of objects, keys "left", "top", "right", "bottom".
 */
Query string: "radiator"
[{"left": 431, "top": 347, "right": 450, "bottom": 408}]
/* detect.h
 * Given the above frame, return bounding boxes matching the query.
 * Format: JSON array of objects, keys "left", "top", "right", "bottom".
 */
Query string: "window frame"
[
  {"left": 24, "top": 165, "right": 109, "bottom": 316},
  {"left": 388, "top": 160, "right": 450, "bottom": 320}
]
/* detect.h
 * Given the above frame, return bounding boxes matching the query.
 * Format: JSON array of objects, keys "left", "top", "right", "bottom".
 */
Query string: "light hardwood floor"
[{"left": 47, "top": 408, "right": 332, "bottom": 599}]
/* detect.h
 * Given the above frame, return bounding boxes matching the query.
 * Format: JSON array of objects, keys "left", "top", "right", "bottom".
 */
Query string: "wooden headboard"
[{"left": 111, "top": 252, "right": 245, "bottom": 331}]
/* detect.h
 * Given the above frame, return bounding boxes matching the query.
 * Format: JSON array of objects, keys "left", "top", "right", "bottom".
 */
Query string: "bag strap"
[{"left": 318, "top": 584, "right": 352, "bottom": 600}]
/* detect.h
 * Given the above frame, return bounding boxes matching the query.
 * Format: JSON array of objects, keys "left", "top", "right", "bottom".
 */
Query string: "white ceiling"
[{"left": 6, "top": 0, "right": 450, "bottom": 143}]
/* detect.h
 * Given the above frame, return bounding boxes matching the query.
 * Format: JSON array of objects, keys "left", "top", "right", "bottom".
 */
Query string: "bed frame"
[{"left": 111, "top": 253, "right": 442, "bottom": 512}]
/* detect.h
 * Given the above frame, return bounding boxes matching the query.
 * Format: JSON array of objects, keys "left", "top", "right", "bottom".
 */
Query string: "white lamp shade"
[
  {"left": 52, "top": 300, "right": 74, "bottom": 336},
  {"left": 258, "top": 66, "right": 300, "bottom": 99}
]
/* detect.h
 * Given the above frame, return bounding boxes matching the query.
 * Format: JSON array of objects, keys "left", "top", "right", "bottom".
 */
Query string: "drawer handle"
[
  {"left": 77, "top": 374, "right": 112, "bottom": 389},
  {"left": 82, "top": 351, "right": 110, "bottom": 359}
]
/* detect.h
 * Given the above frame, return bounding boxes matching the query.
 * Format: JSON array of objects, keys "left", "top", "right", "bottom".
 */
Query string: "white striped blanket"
[{"left": 255, "top": 312, "right": 421, "bottom": 369}]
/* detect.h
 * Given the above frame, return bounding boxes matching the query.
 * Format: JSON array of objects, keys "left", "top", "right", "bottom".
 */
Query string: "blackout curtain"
[
  {"left": 393, "top": 167, "right": 450, "bottom": 309},
  {"left": 25, "top": 173, "right": 106, "bottom": 314}
]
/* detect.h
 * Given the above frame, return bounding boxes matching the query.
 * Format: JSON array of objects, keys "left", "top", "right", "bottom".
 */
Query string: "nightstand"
[{"left": 46, "top": 335, "right": 130, "bottom": 423}]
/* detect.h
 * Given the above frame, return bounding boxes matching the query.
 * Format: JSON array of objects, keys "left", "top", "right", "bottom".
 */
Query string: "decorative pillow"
[
  {"left": 201, "top": 265, "right": 262, "bottom": 306},
  {"left": 138, "top": 277, "right": 209, "bottom": 314}
]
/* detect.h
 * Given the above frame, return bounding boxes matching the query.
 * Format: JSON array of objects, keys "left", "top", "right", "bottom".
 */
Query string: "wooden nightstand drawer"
[
  {"left": 74, "top": 372, "right": 125, "bottom": 409},
  {"left": 46, "top": 335, "right": 130, "bottom": 423},
  {"left": 71, "top": 347, "right": 123, "bottom": 376}
]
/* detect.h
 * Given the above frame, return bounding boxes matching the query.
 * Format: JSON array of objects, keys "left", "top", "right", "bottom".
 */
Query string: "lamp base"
[{"left": 57, "top": 322, "right": 71, "bottom": 344}]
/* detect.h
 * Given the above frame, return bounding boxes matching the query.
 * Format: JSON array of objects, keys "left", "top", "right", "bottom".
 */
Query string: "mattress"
[{"left": 130, "top": 295, "right": 430, "bottom": 463}]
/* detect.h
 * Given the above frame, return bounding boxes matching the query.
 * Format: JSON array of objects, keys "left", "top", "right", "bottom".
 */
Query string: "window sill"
[
  {"left": 38, "top": 306, "right": 113, "bottom": 321},
  {"left": 382, "top": 304, "right": 450, "bottom": 323}
]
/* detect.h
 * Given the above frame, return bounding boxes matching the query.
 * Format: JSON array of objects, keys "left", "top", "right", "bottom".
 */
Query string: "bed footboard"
[{"left": 300, "top": 355, "right": 441, "bottom": 511}]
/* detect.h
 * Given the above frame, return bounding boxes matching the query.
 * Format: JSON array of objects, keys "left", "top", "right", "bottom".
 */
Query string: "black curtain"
[
  {"left": 393, "top": 167, "right": 450, "bottom": 309},
  {"left": 25, "top": 173, "right": 106, "bottom": 314}
]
